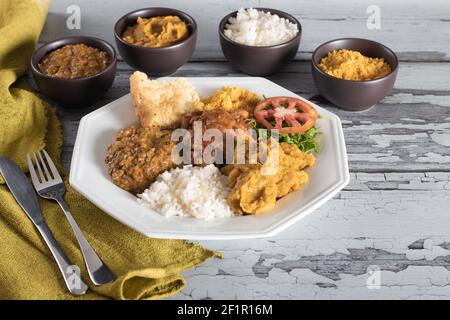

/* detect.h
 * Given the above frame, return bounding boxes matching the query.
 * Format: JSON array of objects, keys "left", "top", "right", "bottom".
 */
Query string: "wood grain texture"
[
  {"left": 35, "top": 1, "right": 450, "bottom": 299},
  {"left": 42, "top": 0, "right": 450, "bottom": 61}
]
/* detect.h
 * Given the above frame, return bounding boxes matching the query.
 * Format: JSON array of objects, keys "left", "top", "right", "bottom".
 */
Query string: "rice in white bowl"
[
  {"left": 224, "top": 8, "right": 298, "bottom": 46},
  {"left": 138, "top": 165, "right": 234, "bottom": 220}
]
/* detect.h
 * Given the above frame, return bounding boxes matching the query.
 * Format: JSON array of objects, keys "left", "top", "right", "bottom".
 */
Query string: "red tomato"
[{"left": 254, "top": 96, "right": 318, "bottom": 134}]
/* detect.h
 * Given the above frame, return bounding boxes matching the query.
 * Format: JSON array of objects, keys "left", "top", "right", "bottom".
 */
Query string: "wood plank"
[{"left": 41, "top": 0, "right": 450, "bottom": 61}]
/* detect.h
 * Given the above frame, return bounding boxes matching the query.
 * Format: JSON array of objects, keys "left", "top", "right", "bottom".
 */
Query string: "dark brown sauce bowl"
[
  {"left": 311, "top": 38, "right": 399, "bottom": 112},
  {"left": 219, "top": 8, "right": 301, "bottom": 76},
  {"left": 114, "top": 7, "right": 197, "bottom": 77},
  {"left": 31, "top": 36, "right": 117, "bottom": 109}
]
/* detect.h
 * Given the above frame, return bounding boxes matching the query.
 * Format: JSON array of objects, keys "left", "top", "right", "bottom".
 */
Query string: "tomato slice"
[{"left": 254, "top": 96, "right": 318, "bottom": 134}]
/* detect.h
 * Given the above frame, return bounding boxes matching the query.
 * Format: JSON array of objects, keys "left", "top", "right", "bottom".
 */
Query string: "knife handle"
[{"left": 35, "top": 223, "right": 88, "bottom": 295}]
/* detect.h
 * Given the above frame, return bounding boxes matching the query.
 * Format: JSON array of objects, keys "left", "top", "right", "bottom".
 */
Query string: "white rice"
[
  {"left": 224, "top": 8, "right": 298, "bottom": 46},
  {"left": 138, "top": 165, "right": 234, "bottom": 220}
]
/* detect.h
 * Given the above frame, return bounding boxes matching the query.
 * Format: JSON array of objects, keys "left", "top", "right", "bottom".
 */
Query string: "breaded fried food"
[
  {"left": 202, "top": 86, "right": 260, "bottom": 113},
  {"left": 105, "top": 125, "right": 176, "bottom": 194},
  {"left": 130, "top": 71, "right": 203, "bottom": 128},
  {"left": 222, "top": 142, "right": 315, "bottom": 215}
]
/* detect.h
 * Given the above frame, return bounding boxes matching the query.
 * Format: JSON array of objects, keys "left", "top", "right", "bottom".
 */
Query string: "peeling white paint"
[
  {"left": 171, "top": 176, "right": 450, "bottom": 299},
  {"left": 385, "top": 93, "right": 450, "bottom": 107},
  {"left": 347, "top": 122, "right": 450, "bottom": 132},
  {"left": 430, "top": 132, "right": 450, "bottom": 146},
  {"left": 368, "top": 133, "right": 428, "bottom": 148},
  {"left": 417, "top": 152, "right": 450, "bottom": 163},
  {"left": 400, "top": 118, "right": 427, "bottom": 123},
  {"left": 349, "top": 152, "right": 402, "bottom": 162}
]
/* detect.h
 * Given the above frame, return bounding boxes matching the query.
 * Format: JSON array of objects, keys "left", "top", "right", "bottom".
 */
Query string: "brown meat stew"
[{"left": 38, "top": 43, "right": 110, "bottom": 79}]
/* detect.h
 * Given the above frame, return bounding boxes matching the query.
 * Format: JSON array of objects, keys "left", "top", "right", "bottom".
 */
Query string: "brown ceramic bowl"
[
  {"left": 31, "top": 36, "right": 117, "bottom": 109},
  {"left": 219, "top": 8, "right": 301, "bottom": 76},
  {"left": 114, "top": 7, "right": 197, "bottom": 76},
  {"left": 311, "top": 38, "right": 399, "bottom": 111}
]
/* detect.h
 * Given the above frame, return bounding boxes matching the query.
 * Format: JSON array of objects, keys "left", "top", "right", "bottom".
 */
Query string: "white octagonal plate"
[{"left": 70, "top": 77, "right": 349, "bottom": 240}]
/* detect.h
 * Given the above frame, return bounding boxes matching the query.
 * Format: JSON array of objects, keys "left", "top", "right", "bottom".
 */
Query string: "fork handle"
[
  {"left": 55, "top": 197, "right": 116, "bottom": 286},
  {"left": 35, "top": 223, "right": 88, "bottom": 295}
]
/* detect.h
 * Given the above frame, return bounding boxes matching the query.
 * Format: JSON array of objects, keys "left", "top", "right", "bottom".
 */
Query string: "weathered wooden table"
[{"left": 40, "top": 0, "right": 450, "bottom": 299}]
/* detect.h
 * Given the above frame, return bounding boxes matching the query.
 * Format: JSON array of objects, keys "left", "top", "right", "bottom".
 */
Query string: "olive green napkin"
[{"left": 0, "top": 0, "right": 220, "bottom": 300}]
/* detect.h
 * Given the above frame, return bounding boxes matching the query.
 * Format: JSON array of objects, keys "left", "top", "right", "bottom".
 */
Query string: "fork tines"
[{"left": 27, "top": 149, "right": 63, "bottom": 188}]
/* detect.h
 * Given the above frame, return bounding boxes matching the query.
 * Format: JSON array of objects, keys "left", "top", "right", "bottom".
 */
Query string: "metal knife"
[{"left": 0, "top": 156, "right": 88, "bottom": 295}]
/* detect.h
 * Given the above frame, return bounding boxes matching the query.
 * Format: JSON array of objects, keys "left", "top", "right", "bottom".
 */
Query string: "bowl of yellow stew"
[
  {"left": 114, "top": 7, "right": 197, "bottom": 76},
  {"left": 311, "top": 38, "right": 398, "bottom": 111}
]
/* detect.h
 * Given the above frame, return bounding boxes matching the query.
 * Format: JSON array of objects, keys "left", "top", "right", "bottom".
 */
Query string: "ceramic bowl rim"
[
  {"left": 218, "top": 8, "right": 302, "bottom": 49},
  {"left": 113, "top": 7, "right": 198, "bottom": 51},
  {"left": 311, "top": 37, "right": 399, "bottom": 84},
  {"left": 30, "top": 35, "right": 117, "bottom": 82}
]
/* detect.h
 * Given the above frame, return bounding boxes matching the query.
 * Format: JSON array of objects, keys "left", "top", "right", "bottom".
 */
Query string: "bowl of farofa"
[
  {"left": 311, "top": 38, "right": 398, "bottom": 111},
  {"left": 114, "top": 7, "right": 197, "bottom": 76},
  {"left": 31, "top": 36, "right": 117, "bottom": 108}
]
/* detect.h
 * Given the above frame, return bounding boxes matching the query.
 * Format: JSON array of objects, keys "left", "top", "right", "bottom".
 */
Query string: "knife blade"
[
  {"left": 0, "top": 156, "right": 88, "bottom": 295},
  {"left": 0, "top": 156, "right": 44, "bottom": 225}
]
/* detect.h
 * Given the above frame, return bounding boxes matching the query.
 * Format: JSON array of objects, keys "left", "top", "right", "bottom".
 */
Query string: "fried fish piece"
[
  {"left": 226, "top": 169, "right": 278, "bottom": 214},
  {"left": 222, "top": 142, "right": 315, "bottom": 215},
  {"left": 105, "top": 125, "right": 176, "bottom": 194}
]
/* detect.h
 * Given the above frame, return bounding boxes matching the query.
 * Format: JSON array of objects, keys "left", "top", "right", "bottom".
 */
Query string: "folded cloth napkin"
[{"left": 0, "top": 0, "right": 220, "bottom": 300}]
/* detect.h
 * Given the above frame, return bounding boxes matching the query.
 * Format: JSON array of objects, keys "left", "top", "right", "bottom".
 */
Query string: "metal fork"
[{"left": 27, "top": 149, "right": 115, "bottom": 286}]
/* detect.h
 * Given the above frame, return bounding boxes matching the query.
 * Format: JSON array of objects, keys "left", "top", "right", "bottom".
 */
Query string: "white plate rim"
[{"left": 69, "top": 77, "right": 350, "bottom": 240}]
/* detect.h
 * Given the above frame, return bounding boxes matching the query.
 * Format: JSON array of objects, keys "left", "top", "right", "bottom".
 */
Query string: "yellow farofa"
[
  {"left": 318, "top": 49, "right": 391, "bottom": 81},
  {"left": 223, "top": 142, "right": 316, "bottom": 215},
  {"left": 202, "top": 86, "right": 260, "bottom": 113}
]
